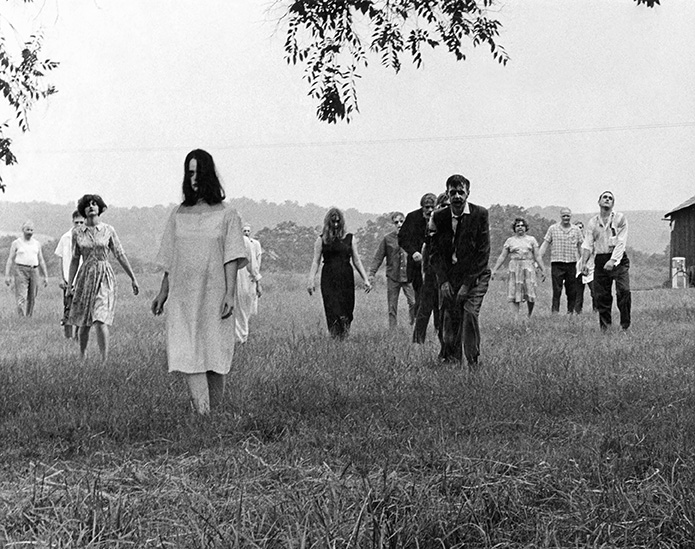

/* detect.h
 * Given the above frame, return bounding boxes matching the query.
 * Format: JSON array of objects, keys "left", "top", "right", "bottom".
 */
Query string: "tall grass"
[{"left": 1, "top": 269, "right": 694, "bottom": 547}]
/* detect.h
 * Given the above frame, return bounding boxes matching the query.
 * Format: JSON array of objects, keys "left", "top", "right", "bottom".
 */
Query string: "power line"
[{"left": 14, "top": 121, "right": 695, "bottom": 155}]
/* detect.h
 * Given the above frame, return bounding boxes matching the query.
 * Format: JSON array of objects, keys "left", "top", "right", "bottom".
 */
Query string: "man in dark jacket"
[
  {"left": 429, "top": 175, "right": 490, "bottom": 367},
  {"left": 399, "top": 193, "right": 436, "bottom": 306}
]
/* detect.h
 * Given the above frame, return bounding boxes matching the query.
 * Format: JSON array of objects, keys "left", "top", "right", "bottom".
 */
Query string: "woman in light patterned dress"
[
  {"left": 151, "top": 149, "right": 248, "bottom": 415},
  {"left": 491, "top": 217, "right": 546, "bottom": 317},
  {"left": 67, "top": 194, "right": 139, "bottom": 363}
]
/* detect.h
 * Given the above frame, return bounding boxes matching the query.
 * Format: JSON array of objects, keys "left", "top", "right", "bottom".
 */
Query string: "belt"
[{"left": 16, "top": 264, "right": 38, "bottom": 268}]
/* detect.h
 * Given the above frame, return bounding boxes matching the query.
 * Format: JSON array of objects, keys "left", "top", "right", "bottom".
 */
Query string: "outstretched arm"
[
  {"left": 221, "top": 260, "right": 239, "bottom": 319},
  {"left": 115, "top": 254, "right": 139, "bottom": 295},
  {"left": 4, "top": 242, "right": 17, "bottom": 285},
  {"left": 151, "top": 273, "right": 169, "bottom": 315},
  {"left": 37, "top": 245, "right": 49, "bottom": 286},
  {"left": 532, "top": 242, "right": 546, "bottom": 281},
  {"left": 307, "top": 237, "right": 323, "bottom": 295},
  {"left": 351, "top": 236, "right": 372, "bottom": 293},
  {"left": 490, "top": 247, "right": 509, "bottom": 279}
]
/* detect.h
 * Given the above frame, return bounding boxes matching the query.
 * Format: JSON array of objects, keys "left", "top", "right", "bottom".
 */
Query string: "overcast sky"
[{"left": 2, "top": 0, "right": 694, "bottom": 218}]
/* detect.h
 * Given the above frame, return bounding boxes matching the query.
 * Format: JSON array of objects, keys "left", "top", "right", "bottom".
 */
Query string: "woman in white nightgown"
[{"left": 152, "top": 149, "right": 248, "bottom": 415}]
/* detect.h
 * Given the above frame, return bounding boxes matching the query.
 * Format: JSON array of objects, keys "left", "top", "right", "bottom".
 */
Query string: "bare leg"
[
  {"left": 186, "top": 373, "right": 210, "bottom": 415},
  {"left": 207, "top": 372, "right": 226, "bottom": 410},
  {"left": 78, "top": 326, "right": 91, "bottom": 358},
  {"left": 94, "top": 322, "right": 109, "bottom": 363}
]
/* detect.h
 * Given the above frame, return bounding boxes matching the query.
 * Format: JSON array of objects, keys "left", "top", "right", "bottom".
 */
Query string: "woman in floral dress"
[
  {"left": 491, "top": 217, "right": 546, "bottom": 317},
  {"left": 151, "top": 149, "right": 248, "bottom": 415},
  {"left": 67, "top": 194, "right": 139, "bottom": 362}
]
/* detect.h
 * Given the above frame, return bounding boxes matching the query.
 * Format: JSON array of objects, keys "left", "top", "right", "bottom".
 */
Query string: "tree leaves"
[
  {"left": 281, "top": 0, "right": 655, "bottom": 124},
  {"left": 0, "top": 30, "right": 58, "bottom": 191}
]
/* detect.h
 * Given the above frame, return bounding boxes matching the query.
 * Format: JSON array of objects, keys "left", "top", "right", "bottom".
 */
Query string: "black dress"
[{"left": 320, "top": 234, "right": 355, "bottom": 338}]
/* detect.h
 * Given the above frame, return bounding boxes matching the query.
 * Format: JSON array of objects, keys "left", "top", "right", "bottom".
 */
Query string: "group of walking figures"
[
  {"left": 308, "top": 180, "right": 632, "bottom": 368},
  {"left": 4, "top": 149, "right": 631, "bottom": 415}
]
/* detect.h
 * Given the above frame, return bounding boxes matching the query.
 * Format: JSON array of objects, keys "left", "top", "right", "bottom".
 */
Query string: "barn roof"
[{"left": 665, "top": 195, "right": 695, "bottom": 218}]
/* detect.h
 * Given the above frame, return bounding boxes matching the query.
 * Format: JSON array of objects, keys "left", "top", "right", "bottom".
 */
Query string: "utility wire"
[{"left": 14, "top": 121, "right": 695, "bottom": 155}]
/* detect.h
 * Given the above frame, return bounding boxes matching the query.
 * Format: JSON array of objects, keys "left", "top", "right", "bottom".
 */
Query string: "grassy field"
[{"left": 1, "top": 266, "right": 694, "bottom": 548}]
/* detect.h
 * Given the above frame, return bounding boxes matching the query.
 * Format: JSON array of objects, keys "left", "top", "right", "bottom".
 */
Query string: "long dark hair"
[{"left": 182, "top": 149, "right": 225, "bottom": 206}]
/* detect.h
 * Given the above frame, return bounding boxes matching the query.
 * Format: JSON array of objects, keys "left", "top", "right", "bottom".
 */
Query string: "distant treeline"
[{"left": 0, "top": 201, "right": 669, "bottom": 278}]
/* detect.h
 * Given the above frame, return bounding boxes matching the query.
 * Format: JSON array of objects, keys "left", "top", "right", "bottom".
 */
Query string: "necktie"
[{"left": 452, "top": 215, "right": 462, "bottom": 264}]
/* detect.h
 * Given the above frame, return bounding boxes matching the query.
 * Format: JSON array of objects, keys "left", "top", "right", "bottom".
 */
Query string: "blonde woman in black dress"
[{"left": 307, "top": 208, "right": 371, "bottom": 338}]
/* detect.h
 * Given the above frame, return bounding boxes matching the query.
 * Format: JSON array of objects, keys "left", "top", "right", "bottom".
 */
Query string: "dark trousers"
[
  {"left": 438, "top": 270, "right": 490, "bottom": 364},
  {"left": 576, "top": 279, "right": 598, "bottom": 313},
  {"left": 575, "top": 276, "right": 598, "bottom": 314},
  {"left": 413, "top": 271, "right": 440, "bottom": 343},
  {"left": 551, "top": 262, "right": 577, "bottom": 313},
  {"left": 594, "top": 254, "right": 631, "bottom": 330}
]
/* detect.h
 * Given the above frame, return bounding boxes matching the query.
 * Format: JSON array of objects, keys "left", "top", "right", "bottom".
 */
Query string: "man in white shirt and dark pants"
[{"left": 581, "top": 191, "right": 631, "bottom": 331}]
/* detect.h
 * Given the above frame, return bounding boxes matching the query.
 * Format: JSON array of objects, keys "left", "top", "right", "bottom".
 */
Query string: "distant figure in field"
[
  {"left": 413, "top": 192, "right": 449, "bottom": 343},
  {"left": 429, "top": 175, "right": 490, "bottom": 367},
  {"left": 66, "top": 195, "right": 139, "bottom": 363},
  {"left": 152, "top": 149, "right": 248, "bottom": 415},
  {"left": 490, "top": 217, "right": 546, "bottom": 317},
  {"left": 538, "top": 208, "right": 583, "bottom": 314},
  {"left": 581, "top": 191, "right": 631, "bottom": 331},
  {"left": 573, "top": 221, "right": 597, "bottom": 313},
  {"left": 4, "top": 220, "right": 49, "bottom": 316},
  {"left": 235, "top": 224, "right": 263, "bottom": 343},
  {"left": 399, "top": 193, "right": 436, "bottom": 310},
  {"left": 307, "top": 207, "right": 372, "bottom": 339},
  {"left": 367, "top": 211, "right": 415, "bottom": 330},
  {"left": 55, "top": 210, "right": 85, "bottom": 338}
]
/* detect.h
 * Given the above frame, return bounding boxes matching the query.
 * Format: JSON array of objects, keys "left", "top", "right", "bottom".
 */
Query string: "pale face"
[
  {"left": 447, "top": 184, "right": 469, "bottom": 212},
  {"left": 85, "top": 200, "right": 100, "bottom": 218},
  {"left": 514, "top": 222, "right": 527, "bottom": 236},
  {"left": 73, "top": 216, "right": 85, "bottom": 227},
  {"left": 243, "top": 226, "right": 251, "bottom": 237},
  {"left": 22, "top": 224, "right": 34, "bottom": 239},
  {"left": 421, "top": 201, "right": 435, "bottom": 219},
  {"left": 392, "top": 215, "right": 405, "bottom": 234},
  {"left": 599, "top": 193, "right": 614, "bottom": 209},
  {"left": 188, "top": 158, "right": 198, "bottom": 193},
  {"left": 560, "top": 209, "right": 572, "bottom": 226}
]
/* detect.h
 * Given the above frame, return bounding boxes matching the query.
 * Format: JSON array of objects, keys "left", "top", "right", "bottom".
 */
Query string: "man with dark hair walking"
[
  {"left": 429, "top": 175, "right": 490, "bottom": 368},
  {"left": 399, "top": 193, "right": 436, "bottom": 307}
]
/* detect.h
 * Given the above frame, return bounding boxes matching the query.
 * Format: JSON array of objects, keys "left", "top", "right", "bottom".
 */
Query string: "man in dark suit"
[
  {"left": 429, "top": 174, "right": 490, "bottom": 367},
  {"left": 399, "top": 193, "right": 436, "bottom": 307}
]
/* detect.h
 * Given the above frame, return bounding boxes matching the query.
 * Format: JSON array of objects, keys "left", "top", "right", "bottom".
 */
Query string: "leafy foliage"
[
  {"left": 354, "top": 213, "right": 393, "bottom": 260},
  {"left": 281, "top": 0, "right": 659, "bottom": 124},
  {"left": 0, "top": 27, "right": 58, "bottom": 191},
  {"left": 255, "top": 220, "right": 320, "bottom": 272},
  {"left": 282, "top": 0, "right": 509, "bottom": 123}
]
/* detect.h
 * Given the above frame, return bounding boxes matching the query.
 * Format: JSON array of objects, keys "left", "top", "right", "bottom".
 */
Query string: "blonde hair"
[{"left": 322, "top": 207, "right": 346, "bottom": 244}]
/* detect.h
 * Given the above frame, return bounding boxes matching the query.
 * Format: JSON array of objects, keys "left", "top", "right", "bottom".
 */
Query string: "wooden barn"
[{"left": 664, "top": 195, "right": 695, "bottom": 286}]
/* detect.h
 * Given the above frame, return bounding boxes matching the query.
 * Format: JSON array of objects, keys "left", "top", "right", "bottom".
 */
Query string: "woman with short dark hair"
[
  {"left": 152, "top": 149, "right": 248, "bottom": 415},
  {"left": 67, "top": 194, "right": 139, "bottom": 362},
  {"left": 307, "top": 207, "right": 371, "bottom": 339},
  {"left": 490, "top": 217, "right": 545, "bottom": 317}
]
